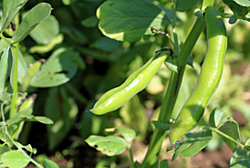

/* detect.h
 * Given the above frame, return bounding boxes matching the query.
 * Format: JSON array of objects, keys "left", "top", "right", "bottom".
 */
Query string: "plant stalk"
[
  {"left": 141, "top": 17, "right": 205, "bottom": 167},
  {"left": 10, "top": 43, "right": 19, "bottom": 117}
]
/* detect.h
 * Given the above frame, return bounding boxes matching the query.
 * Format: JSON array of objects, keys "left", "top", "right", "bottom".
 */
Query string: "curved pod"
[
  {"left": 91, "top": 51, "right": 170, "bottom": 115},
  {"left": 170, "top": 6, "right": 227, "bottom": 144}
]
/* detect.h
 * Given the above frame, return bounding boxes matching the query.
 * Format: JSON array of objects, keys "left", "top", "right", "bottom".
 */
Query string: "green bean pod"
[
  {"left": 90, "top": 50, "right": 172, "bottom": 115},
  {"left": 169, "top": 6, "right": 227, "bottom": 144}
]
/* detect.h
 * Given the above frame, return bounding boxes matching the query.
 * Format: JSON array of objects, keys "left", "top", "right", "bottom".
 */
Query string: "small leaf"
[
  {"left": 1, "top": 150, "right": 29, "bottom": 168},
  {"left": 209, "top": 108, "right": 240, "bottom": 152},
  {"left": 30, "top": 15, "right": 59, "bottom": 44},
  {"left": 27, "top": 116, "right": 54, "bottom": 125},
  {"left": 44, "top": 159, "right": 60, "bottom": 168},
  {"left": 176, "top": 0, "right": 202, "bottom": 12},
  {"left": 117, "top": 126, "right": 137, "bottom": 143},
  {"left": 230, "top": 148, "right": 250, "bottom": 168},
  {"left": 97, "top": 0, "right": 170, "bottom": 42},
  {"left": 21, "top": 60, "right": 42, "bottom": 91},
  {"left": 85, "top": 135, "right": 128, "bottom": 156},
  {"left": 209, "top": 108, "right": 228, "bottom": 128},
  {"left": 15, "top": 142, "right": 37, "bottom": 154},
  {"left": 0, "top": 0, "right": 28, "bottom": 33},
  {"left": 172, "top": 128, "right": 212, "bottom": 160},
  {"left": 11, "top": 3, "right": 52, "bottom": 43}
]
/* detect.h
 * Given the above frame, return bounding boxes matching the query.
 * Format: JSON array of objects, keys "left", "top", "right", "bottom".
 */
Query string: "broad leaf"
[
  {"left": 30, "top": 48, "right": 82, "bottom": 88},
  {"left": 0, "top": 0, "right": 28, "bottom": 33},
  {"left": 11, "top": 3, "right": 52, "bottom": 43},
  {"left": 97, "top": 0, "right": 170, "bottom": 42},
  {"left": 0, "top": 150, "right": 29, "bottom": 168},
  {"left": 30, "top": 15, "right": 59, "bottom": 44},
  {"left": 85, "top": 135, "right": 128, "bottom": 156},
  {"left": 176, "top": 0, "right": 202, "bottom": 12},
  {"left": 230, "top": 148, "right": 250, "bottom": 168},
  {"left": 117, "top": 126, "right": 137, "bottom": 143},
  {"left": 172, "top": 128, "right": 212, "bottom": 160}
]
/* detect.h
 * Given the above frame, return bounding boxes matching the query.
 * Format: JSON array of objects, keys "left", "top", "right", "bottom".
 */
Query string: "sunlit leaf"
[
  {"left": 97, "top": 0, "right": 170, "bottom": 42},
  {"left": 30, "top": 15, "right": 59, "bottom": 44},
  {"left": 1, "top": 150, "right": 29, "bottom": 168},
  {"left": 11, "top": 3, "right": 52, "bottom": 43},
  {"left": 86, "top": 135, "right": 128, "bottom": 156}
]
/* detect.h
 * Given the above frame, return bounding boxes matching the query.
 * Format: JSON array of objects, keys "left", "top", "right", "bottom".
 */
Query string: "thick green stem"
[
  {"left": 10, "top": 43, "right": 19, "bottom": 117},
  {"left": 141, "top": 18, "right": 205, "bottom": 167}
]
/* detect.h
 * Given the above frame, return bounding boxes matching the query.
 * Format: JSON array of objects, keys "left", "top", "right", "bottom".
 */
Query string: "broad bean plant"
[{"left": 86, "top": 0, "right": 250, "bottom": 167}]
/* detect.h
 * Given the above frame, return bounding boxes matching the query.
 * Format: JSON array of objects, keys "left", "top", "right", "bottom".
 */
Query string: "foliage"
[{"left": 0, "top": 0, "right": 250, "bottom": 167}]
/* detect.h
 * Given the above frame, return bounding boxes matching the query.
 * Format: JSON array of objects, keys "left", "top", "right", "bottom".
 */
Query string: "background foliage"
[{"left": 0, "top": 0, "right": 250, "bottom": 167}]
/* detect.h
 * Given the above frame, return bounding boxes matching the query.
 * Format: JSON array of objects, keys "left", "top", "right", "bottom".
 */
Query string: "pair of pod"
[{"left": 90, "top": 6, "right": 227, "bottom": 145}]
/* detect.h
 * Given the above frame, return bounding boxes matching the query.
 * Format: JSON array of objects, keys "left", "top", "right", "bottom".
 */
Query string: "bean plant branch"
[
  {"left": 141, "top": 17, "right": 205, "bottom": 168},
  {"left": 210, "top": 127, "right": 245, "bottom": 149},
  {"left": 10, "top": 14, "right": 20, "bottom": 118},
  {"left": 1, "top": 104, "right": 44, "bottom": 168}
]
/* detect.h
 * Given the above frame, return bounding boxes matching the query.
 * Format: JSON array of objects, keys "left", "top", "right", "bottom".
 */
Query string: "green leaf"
[
  {"left": 45, "top": 87, "right": 78, "bottom": 150},
  {"left": 44, "top": 159, "right": 60, "bottom": 168},
  {"left": 151, "top": 121, "right": 171, "bottom": 131},
  {"left": 90, "top": 37, "right": 121, "bottom": 52},
  {"left": 27, "top": 116, "right": 54, "bottom": 125},
  {"left": 11, "top": 3, "right": 52, "bottom": 44},
  {"left": 30, "top": 48, "right": 81, "bottom": 88},
  {"left": 117, "top": 126, "right": 137, "bottom": 143},
  {"left": 85, "top": 135, "right": 128, "bottom": 156},
  {"left": 176, "top": 0, "right": 202, "bottom": 12},
  {"left": 0, "top": 0, "right": 28, "bottom": 33},
  {"left": 0, "top": 150, "right": 29, "bottom": 168},
  {"left": 21, "top": 60, "right": 42, "bottom": 91},
  {"left": 0, "top": 47, "right": 11, "bottom": 94},
  {"left": 96, "top": 0, "right": 170, "bottom": 42},
  {"left": 60, "top": 25, "right": 87, "bottom": 45},
  {"left": 81, "top": 16, "right": 99, "bottom": 28},
  {"left": 209, "top": 108, "right": 240, "bottom": 152},
  {"left": 230, "top": 148, "right": 250, "bottom": 167},
  {"left": 233, "top": 0, "right": 250, "bottom": 7},
  {"left": 209, "top": 108, "right": 228, "bottom": 128},
  {"left": 15, "top": 142, "right": 37, "bottom": 154},
  {"left": 222, "top": 0, "right": 249, "bottom": 19},
  {"left": 172, "top": 128, "right": 212, "bottom": 160},
  {"left": 30, "top": 15, "right": 59, "bottom": 44}
]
